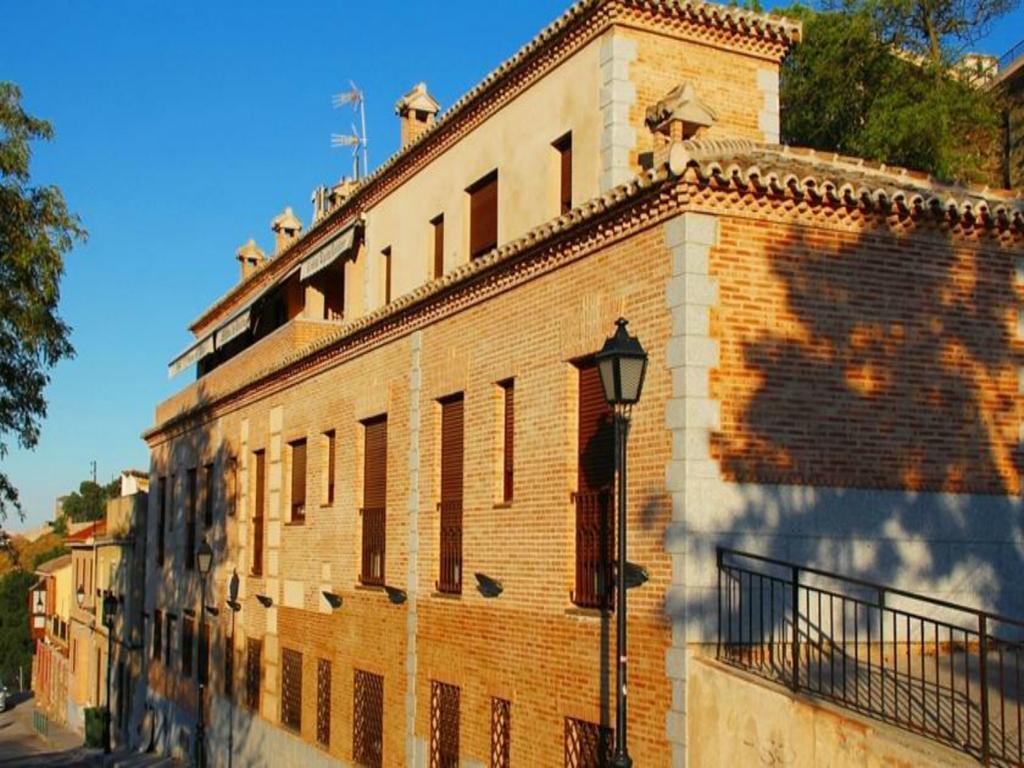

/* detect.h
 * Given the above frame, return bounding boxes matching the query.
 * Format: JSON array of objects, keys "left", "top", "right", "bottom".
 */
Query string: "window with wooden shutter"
[
  {"left": 554, "top": 132, "right": 573, "bottom": 215},
  {"left": 182, "top": 616, "right": 194, "bottom": 678},
  {"left": 438, "top": 394, "right": 464, "bottom": 594},
  {"left": 152, "top": 610, "right": 162, "bottom": 660},
  {"left": 186, "top": 469, "right": 197, "bottom": 570},
  {"left": 157, "top": 477, "right": 167, "bottom": 567},
  {"left": 281, "top": 648, "right": 302, "bottom": 731},
  {"left": 468, "top": 171, "right": 498, "bottom": 259},
  {"left": 316, "top": 658, "right": 331, "bottom": 747},
  {"left": 499, "top": 380, "right": 514, "bottom": 503},
  {"left": 323, "top": 430, "right": 336, "bottom": 506},
  {"left": 245, "top": 637, "right": 262, "bottom": 711},
  {"left": 353, "top": 669, "right": 384, "bottom": 767},
  {"left": 431, "top": 214, "right": 445, "bottom": 278},
  {"left": 361, "top": 416, "right": 387, "bottom": 585},
  {"left": 252, "top": 451, "right": 265, "bottom": 576},
  {"left": 203, "top": 463, "right": 215, "bottom": 528},
  {"left": 290, "top": 439, "right": 307, "bottom": 522},
  {"left": 574, "top": 360, "right": 615, "bottom": 609},
  {"left": 430, "top": 680, "right": 460, "bottom": 768},
  {"left": 382, "top": 247, "right": 392, "bottom": 304}
]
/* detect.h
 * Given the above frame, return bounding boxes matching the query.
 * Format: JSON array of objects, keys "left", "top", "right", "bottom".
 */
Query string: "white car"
[{"left": 0, "top": 686, "right": 7, "bottom": 712}]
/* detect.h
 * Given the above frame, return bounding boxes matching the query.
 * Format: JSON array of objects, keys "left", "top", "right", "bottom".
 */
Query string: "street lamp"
[
  {"left": 595, "top": 318, "right": 648, "bottom": 768},
  {"left": 195, "top": 538, "right": 214, "bottom": 768},
  {"left": 102, "top": 591, "right": 118, "bottom": 754}
]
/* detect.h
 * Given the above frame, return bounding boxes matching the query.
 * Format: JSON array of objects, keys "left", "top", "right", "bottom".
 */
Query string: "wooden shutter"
[
  {"left": 291, "top": 439, "right": 307, "bottom": 520},
  {"left": 440, "top": 395, "right": 464, "bottom": 503},
  {"left": 469, "top": 171, "right": 498, "bottom": 259},
  {"left": 432, "top": 215, "right": 445, "bottom": 278},
  {"left": 556, "top": 133, "right": 572, "bottom": 214},
  {"left": 363, "top": 417, "right": 388, "bottom": 509},
  {"left": 252, "top": 451, "right": 265, "bottom": 576},
  {"left": 577, "top": 362, "right": 614, "bottom": 493}
]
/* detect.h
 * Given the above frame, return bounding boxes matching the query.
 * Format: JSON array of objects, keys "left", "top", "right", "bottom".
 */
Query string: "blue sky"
[{"left": 1, "top": 1, "right": 1022, "bottom": 531}]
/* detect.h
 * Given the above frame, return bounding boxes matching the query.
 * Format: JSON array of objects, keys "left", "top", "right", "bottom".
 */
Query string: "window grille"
[
  {"left": 500, "top": 380, "right": 514, "bottom": 502},
  {"left": 353, "top": 669, "right": 384, "bottom": 767},
  {"left": 245, "top": 638, "right": 262, "bottom": 711},
  {"left": 564, "top": 717, "right": 613, "bottom": 768},
  {"left": 491, "top": 698, "right": 510, "bottom": 768},
  {"left": 430, "top": 680, "right": 460, "bottom": 768},
  {"left": 438, "top": 394, "right": 464, "bottom": 594},
  {"left": 316, "top": 658, "right": 331, "bottom": 747},
  {"left": 152, "top": 610, "right": 162, "bottom": 660},
  {"left": 361, "top": 416, "right": 387, "bottom": 585},
  {"left": 281, "top": 648, "right": 302, "bottom": 731},
  {"left": 252, "top": 451, "right": 265, "bottom": 576},
  {"left": 290, "top": 439, "right": 307, "bottom": 522}
]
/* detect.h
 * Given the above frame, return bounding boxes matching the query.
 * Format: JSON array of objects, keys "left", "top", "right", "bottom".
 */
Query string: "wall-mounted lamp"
[
  {"left": 205, "top": 605, "right": 220, "bottom": 617},
  {"left": 255, "top": 594, "right": 273, "bottom": 608},
  {"left": 474, "top": 573, "right": 503, "bottom": 598},
  {"left": 623, "top": 561, "right": 649, "bottom": 590},
  {"left": 322, "top": 591, "right": 343, "bottom": 610},
  {"left": 384, "top": 586, "right": 407, "bottom": 605}
]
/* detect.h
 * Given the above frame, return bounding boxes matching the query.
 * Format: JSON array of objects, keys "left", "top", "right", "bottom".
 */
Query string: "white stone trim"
[
  {"left": 599, "top": 31, "right": 637, "bottom": 192},
  {"left": 406, "top": 331, "right": 424, "bottom": 767},
  {"left": 663, "top": 211, "right": 720, "bottom": 768},
  {"left": 756, "top": 67, "right": 780, "bottom": 144}
]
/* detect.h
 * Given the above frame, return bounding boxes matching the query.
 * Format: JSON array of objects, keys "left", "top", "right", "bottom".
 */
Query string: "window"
[
  {"left": 157, "top": 477, "right": 167, "bottom": 567},
  {"left": 186, "top": 468, "right": 197, "bottom": 570},
  {"left": 564, "top": 717, "right": 613, "bottom": 768},
  {"left": 468, "top": 170, "right": 498, "bottom": 259},
  {"left": 382, "top": 246, "right": 392, "bottom": 304},
  {"left": 353, "top": 669, "right": 384, "bottom": 767},
  {"left": 573, "top": 360, "right": 614, "bottom": 609},
  {"left": 316, "top": 659, "right": 331, "bottom": 748},
  {"left": 554, "top": 133, "right": 573, "bottom": 215},
  {"left": 203, "top": 463, "right": 215, "bottom": 528},
  {"left": 252, "top": 450, "right": 265, "bottom": 576},
  {"left": 360, "top": 416, "right": 387, "bottom": 586},
  {"left": 499, "top": 380, "right": 514, "bottom": 503},
  {"left": 438, "top": 394, "right": 464, "bottom": 594},
  {"left": 165, "top": 616, "right": 175, "bottom": 667},
  {"left": 281, "top": 648, "right": 302, "bottom": 732},
  {"left": 152, "top": 610, "right": 162, "bottom": 661},
  {"left": 323, "top": 431, "right": 336, "bottom": 506},
  {"left": 491, "top": 698, "right": 511, "bottom": 768},
  {"left": 182, "top": 616, "right": 195, "bottom": 678},
  {"left": 431, "top": 214, "right": 445, "bottom": 279},
  {"left": 430, "top": 680, "right": 460, "bottom": 768},
  {"left": 245, "top": 638, "right": 262, "bottom": 711},
  {"left": 290, "top": 439, "right": 307, "bottom": 522}
]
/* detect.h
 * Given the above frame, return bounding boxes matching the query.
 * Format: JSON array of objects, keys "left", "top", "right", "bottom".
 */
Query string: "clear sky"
[{"left": 1, "top": 1, "right": 1021, "bottom": 531}]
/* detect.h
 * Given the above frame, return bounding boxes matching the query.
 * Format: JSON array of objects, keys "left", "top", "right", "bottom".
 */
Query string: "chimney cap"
[
  {"left": 644, "top": 82, "right": 717, "bottom": 135},
  {"left": 236, "top": 238, "right": 265, "bottom": 263},
  {"left": 271, "top": 206, "right": 303, "bottom": 235},
  {"left": 395, "top": 82, "right": 440, "bottom": 117}
]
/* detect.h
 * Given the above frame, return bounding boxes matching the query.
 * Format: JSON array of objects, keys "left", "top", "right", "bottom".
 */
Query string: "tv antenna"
[{"left": 331, "top": 81, "right": 369, "bottom": 179}]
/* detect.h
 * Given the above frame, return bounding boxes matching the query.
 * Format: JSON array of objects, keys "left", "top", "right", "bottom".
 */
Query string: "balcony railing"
[
  {"left": 572, "top": 490, "right": 613, "bottom": 609},
  {"left": 717, "top": 547, "right": 1024, "bottom": 766},
  {"left": 437, "top": 501, "right": 463, "bottom": 594},
  {"left": 999, "top": 39, "right": 1024, "bottom": 72},
  {"left": 360, "top": 507, "right": 386, "bottom": 586}
]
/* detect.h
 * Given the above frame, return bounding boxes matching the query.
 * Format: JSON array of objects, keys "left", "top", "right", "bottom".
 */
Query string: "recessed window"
[
  {"left": 323, "top": 430, "right": 336, "bottom": 506},
  {"left": 438, "top": 394, "right": 464, "bottom": 594},
  {"left": 468, "top": 170, "right": 498, "bottom": 259},
  {"left": 431, "top": 214, "right": 445, "bottom": 279},
  {"left": 246, "top": 638, "right": 262, "bottom": 711},
  {"left": 554, "top": 132, "right": 572, "bottom": 215},
  {"left": 203, "top": 463, "right": 215, "bottom": 528},
  {"left": 252, "top": 450, "right": 266, "bottom": 576},
  {"left": 290, "top": 439, "right": 307, "bottom": 522},
  {"left": 316, "top": 658, "right": 332, "bottom": 747},
  {"left": 498, "top": 380, "right": 514, "bottom": 504},
  {"left": 354, "top": 669, "right": 384, "bottom": 766},
  {"left": 186, "top": 468, "right": 197, "bottom": 570},
  {"left": 281, "top": 648, "right": 303, "bottom": 732},
  {"left": 157, "top": 476, "right": 167, "bottom": 567},
  {"left": 152, "top": 610, "right": 162, "bottom": 661},
  {"left": 430, "top": 680, "right": 460, "bottom": 767},
  {"left": 361, "top": 416, "right": 387, "bottom": 585},
  {"left": 382, "top": 246, "right": 392, "bottom": 304},
  {"left": 182, "top": 617, "right": 195, "bottom": 678}
]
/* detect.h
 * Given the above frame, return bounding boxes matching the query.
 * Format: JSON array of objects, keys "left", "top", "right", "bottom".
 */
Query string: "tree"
[
  {"left": 0, "top": 82, "right": 85, "bottom": 520},
  {"left": 0, "top": 569, "right": 34, "bottom": 690},
  {"left": 61, "top": 480, "right": 108, "bottom": 523},
  {"left": 779, "top": 4, "right": 1004, "bottom": 183}
]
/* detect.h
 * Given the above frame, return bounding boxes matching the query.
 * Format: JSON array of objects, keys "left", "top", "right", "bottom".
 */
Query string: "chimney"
[
  {"left": 236, "top": 238, "right": 266, "bottom": 281},
  {"left": 395, "top": 83, "right": 440, "bottom": 149},
  {"left": 271, "top": 206, "right": 303, "bottom": 253}
]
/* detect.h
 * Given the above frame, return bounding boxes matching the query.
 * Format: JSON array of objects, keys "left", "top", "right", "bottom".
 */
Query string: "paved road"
[{"left": 0, "top": 692, "right": 96, "bottom": 766}]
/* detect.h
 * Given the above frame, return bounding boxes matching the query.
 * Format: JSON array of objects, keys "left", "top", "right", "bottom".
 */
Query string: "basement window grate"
[
  {"left": 353, "top": 669, "right": 384, "bottom": 767},
  {"left": 430, "top": 680, "right": 460, "bottom": 768},
  {"left": 564, "top": 716, "right": 613, "bottom": 768},
  {"left": 490, "top": 697, "right": 511, "bottom": 768}
]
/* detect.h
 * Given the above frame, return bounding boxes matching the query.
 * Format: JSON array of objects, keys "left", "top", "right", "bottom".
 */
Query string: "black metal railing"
[
  {"left": 572, "top": 490, "right": 613, "bottom": 609},
  {"left": 717, "top": 547, "right": 1024, "bottom": 766},
  {"left": 437, "top": 501, "right": 463, "bottom": 594},
  {"left": 360, "top": 507, "right": 386, "bottom": 586}
]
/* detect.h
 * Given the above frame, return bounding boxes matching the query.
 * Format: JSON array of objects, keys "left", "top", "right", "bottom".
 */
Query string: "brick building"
[{"left": 141, "top": 1, "right": 1024, "bottom": 766}]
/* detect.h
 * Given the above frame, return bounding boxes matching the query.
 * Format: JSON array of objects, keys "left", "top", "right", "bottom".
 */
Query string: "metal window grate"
[
  {"left": 572, "top": 490, "right": 614, "bottom": 609},
  {"left": 430, "top": 680, "right": 460, "bottom": 768},
  {"left": 245, "top": 638, "right": 262, "bottom": 711},
  {"left": 281, "top": 648, "right": 302, "bottom": 732},
  {"left": 353, "top": 669, "right": 383, "bottom": 767},
  {"left": 437, "top": 501, "right": 462, "bottom": 594},
  {"left": 564, "top": 717, "right": 613, "bottom": 768},
  {"left": 360, "top": 507, "right": 386, "bottom": 586},
  {"left": 316, "top": 658, "right": 331, "bottom": 747},
  {"left": 491, "top": 698, "right": 511, "bottom": 768}
]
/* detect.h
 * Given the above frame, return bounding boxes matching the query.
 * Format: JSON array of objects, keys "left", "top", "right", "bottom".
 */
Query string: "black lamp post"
[
  {"left": 101, "top": 591, "right": 118, "bottom": 754},
  {"left": 595, "top": 318, "right": 648, "bottom": 768},
  {"left": 227, "top": 570, "right": 240, "bottom": 768},
  {"left": 195, "top": 538, "right": 214, "bottom": 768}
]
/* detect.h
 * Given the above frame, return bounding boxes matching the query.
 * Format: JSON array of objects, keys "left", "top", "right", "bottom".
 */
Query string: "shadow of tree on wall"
[{"left": 685, "top": 216, "right": 1024, "bottom": 630}]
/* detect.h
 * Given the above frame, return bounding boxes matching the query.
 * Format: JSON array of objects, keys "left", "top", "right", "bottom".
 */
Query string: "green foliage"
[
  {"left": 0, "top": 569, "right": 34, "bottom": 689},
  {"left": 31, "top": 544, "right": 68, "bottom": 569},
  {"left": 50, "top": 515, "right": 67, "bottom": 536},
  {"left": 0, "top": 82, "right": 86, "bottom": 520},
  {"left": 62, "top": 480, "right": 109, "bottom": 523},
  {"left": 779, "top": 4, "right": 1003, "bottom": 183}
]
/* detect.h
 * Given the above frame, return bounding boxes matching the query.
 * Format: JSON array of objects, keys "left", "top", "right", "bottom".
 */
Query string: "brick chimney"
[
  {"left": 236, "top": 238, "right": 265, "bottom": 281},
  {"left": 271, "top": 206, "right": 303, "bottom": 253},
  {"left": 395, "top": 83, "right": 440, "bottom": 149}
]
